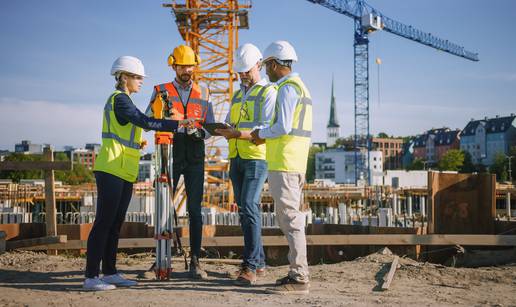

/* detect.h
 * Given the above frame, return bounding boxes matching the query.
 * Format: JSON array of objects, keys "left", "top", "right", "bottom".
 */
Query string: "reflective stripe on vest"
[
  {"left": 102, "top": 96, "right": 140, "bottom": 150},
  {"left": 94, "top": 90, "right": 143, "bottom": 182},
  {"left": 155, "top": 82, "right": 209, "bottom": 128},
  {"left": 266, "top": 75, "right": 312, "bottom": 173},
  {"left": 272, "top": 88, "right": 312, "bottom": 138},
  {"left": 228, "top": 83, "right": 275, "bottom": 160}
]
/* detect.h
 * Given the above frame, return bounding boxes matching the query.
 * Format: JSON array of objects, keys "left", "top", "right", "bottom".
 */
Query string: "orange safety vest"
[{"left": 154, "top": 82, "right": 209, "bottom": 128}]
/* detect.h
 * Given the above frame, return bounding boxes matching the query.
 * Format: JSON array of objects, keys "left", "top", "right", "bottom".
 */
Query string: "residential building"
[
  {"left": 72, "top": 148, "right": 96, "bottom": 169},
  {"left": 372, "top": 137, "right": 404, "bottom": 169},
  {"left": 315, "top": 149, "right": 383, "bottom": 185},
  {"left": 413, "top": 128, "right": 461, "bottom": 164},
  {"left": 14, "top": 140, "right": 43, "bottom": 154},
  {"left": 486, "top": 115, "right": 516, "bottom": 165},
  {"left": 138, "top": 153, "right": 155, "bottom": 182},
  {"left": 460, "top": 114, "right": 516, "bottom": 166},
  {"left": 85, "top": 143, "right": 101, "bottom": 154}
]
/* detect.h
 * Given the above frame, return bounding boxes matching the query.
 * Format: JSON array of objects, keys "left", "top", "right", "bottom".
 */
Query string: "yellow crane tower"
[{"left": 163, "top": 0, "right": 251, "bottom": 156}]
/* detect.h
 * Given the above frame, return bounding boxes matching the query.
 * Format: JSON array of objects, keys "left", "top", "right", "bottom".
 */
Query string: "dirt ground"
[{"left": 0, "top": 250, "right": 515, "bottom": 307}]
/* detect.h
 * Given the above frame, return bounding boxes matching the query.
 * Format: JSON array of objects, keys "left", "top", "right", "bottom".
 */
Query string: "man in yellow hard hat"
[{"left": 146, "top": 45, "right": 215, "bottom": 280}]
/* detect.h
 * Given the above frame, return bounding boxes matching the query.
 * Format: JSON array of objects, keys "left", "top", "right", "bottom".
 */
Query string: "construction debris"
[{"left": 381, "top": 255, "right": 399, "bottom": 291}]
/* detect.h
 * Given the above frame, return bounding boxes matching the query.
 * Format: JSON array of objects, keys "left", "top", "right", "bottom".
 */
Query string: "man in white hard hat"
[
  {"left": 215, "top": 43, "right": 277, "bottom": 286},
  {"left": 250, "top": 40, "right": 313, "bottom": 294}
]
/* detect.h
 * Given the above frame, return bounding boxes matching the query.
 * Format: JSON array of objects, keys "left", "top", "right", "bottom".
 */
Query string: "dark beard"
[{"left": 179, "top": 74, "right": 191, "bottom": 82}]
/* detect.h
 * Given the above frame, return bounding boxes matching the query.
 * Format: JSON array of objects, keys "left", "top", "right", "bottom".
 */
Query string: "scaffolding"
[{"left": 163, "top": 0, "right": 251, "bottom": 155}]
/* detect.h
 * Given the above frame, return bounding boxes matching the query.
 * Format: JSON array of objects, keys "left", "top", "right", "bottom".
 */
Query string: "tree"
[
  {"left": 490, "top": 152, "right": 508, "bottom": 182},
  {"left": 0, "top": 153, "right": 43, "bottom": 181},
  {"left": 0, "top": 152, "right": 94, "bottom": 185},
  {"left": 406, "top": 158, "right": 425, "bottom": 170},
  {"left": 377, "top": 132, "right": 389, "bottom": 138},
  {"left": 460, "top": 151, "right": 476, "bottom": 173},
  {"left": 438, "top": 149, "right": 464, "bottom": 172},
  {"left": 306, "top": 146, "right": 323, "bottom": 183}
]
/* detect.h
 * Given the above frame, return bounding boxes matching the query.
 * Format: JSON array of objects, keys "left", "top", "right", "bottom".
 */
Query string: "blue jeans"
[{"left": 229, "top": 156, "right": 267, "bottom": 271}]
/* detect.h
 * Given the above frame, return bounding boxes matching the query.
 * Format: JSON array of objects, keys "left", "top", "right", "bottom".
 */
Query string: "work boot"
[
  {"left": 227, "top": 266, "right": 244, "bottom": 279},
  {"left": 234, "top": 267, "right": 257, "bottom": 286},
  {"left": 256, "top": 267, "right": 266, "bottom": 277},
  {"left": 189, "top": 257, "right": 208, "bottom": 280},
  {"left": 265, "top": 275, "right": 309, "bottom": 295}
]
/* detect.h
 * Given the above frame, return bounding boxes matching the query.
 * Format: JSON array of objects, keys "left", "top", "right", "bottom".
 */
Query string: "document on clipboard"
[{"left": 202, "top": 122, "right": 232, "bottom": 136}]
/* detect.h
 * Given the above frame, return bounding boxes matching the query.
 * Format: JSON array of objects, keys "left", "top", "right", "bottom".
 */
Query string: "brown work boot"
[
  {"left": 189, "top": 257, "right": 208, "bottom": 280},
  {"left": 227, "top": 267, "right": 243, "bottom": 279},
  {"left": 234, "top": 267, "right": 257, "bottom": 286},
  {"left": 256, "top": 267, "right": 266, "bottom": 277},
  {"left": 265, "top": 276, "right": 309, "bottom": 295}
]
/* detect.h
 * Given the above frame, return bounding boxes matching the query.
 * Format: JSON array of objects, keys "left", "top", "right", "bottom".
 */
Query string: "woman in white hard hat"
[{"left": 83, "top": 56, "right": 196, "bottom": 291}]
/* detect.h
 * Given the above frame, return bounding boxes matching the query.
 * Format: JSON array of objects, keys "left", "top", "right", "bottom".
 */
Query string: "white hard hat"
[
  {"left": 234, "top": 43, "right": 263, "bottom": 73},
  {"left": 263, "top": 40, "right": 298, "bottom": 63},
  {"left": 110, "top": 56, "right": 146, "bottom": 77}
]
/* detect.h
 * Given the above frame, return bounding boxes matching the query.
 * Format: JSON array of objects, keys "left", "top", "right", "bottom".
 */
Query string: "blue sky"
[{"left": 0, "top": 0, "right": 515, "bottom": 151}]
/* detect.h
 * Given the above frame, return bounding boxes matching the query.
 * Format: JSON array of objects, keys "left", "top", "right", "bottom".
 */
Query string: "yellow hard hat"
[{"left": 168, "top": 45, "right": 201, "bottom": 66}]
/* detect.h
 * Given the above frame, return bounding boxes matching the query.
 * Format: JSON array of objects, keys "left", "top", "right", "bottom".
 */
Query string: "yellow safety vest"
[
  {"left": 228, "top": 83, "right": 276, "bottom": 160},
  {"left": 266, "top": 75, "right": 312, "bottom": 173},
  {"left": 94, "top": 90, "right": 143, "bottom": 182}
]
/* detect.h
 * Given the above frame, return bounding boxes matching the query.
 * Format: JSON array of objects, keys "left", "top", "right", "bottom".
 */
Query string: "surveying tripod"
[{"left": 150, "top": 90, "right": 188, "bottom": 280}]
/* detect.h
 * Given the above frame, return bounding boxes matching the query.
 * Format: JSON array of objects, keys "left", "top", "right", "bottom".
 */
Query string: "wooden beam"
[
  {"left": 43, "top": 147, "right": 58, "bottom": 255},
  {"left": 0, "top": 161, "right": 72, "bottom": 171},
  {"left": 19, "top": 234, "right": 516, "bottom": 250},
  {"left": 381, "top": 255, "right": 399, "bottom": 291},
  {"left": 6, "top": 235, "right": 67, "bottom": 250}
]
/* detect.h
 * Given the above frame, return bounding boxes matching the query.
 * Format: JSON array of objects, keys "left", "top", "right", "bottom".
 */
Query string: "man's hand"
[
  {"left": 250, "top": 129, "right": 265, "bottom": 145},
  {"left": 169, "top": 107, "right": 182, "bottom": 121},
  {"left": 215, "top": 126, "right": 241, "bottom": 139},
  {"left": 178, "top": 118, "right": 201, "bottom": 128}
]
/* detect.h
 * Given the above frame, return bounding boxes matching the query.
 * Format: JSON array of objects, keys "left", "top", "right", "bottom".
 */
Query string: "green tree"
[
  {"left": 306, "top": 146, "right": 323, "bottom": 183},
  {"left": 406, "top": 158, "right": 425, "bottom": 170},
  {"left": 377, "top": 132, "right": 389, "bottom": 138},
  {"left": 0, "top": 152, "right": 94, "bottom": 185},
  {"left": 460, "top": 151, "right": 476, "bottom": 173},
  {"left": 438, "top": 149, "right": 465, "bottom": 171},
  {"left": 490, "top": 152, "right": 509, "bottom": 182},
  {"left": 0, "top": 153, "right": 43, "bottom": 181}
]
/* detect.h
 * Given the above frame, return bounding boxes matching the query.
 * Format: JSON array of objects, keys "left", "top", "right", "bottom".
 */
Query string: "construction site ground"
[{"left": 0, "top": 251, "right": 515, "bottom": 306}]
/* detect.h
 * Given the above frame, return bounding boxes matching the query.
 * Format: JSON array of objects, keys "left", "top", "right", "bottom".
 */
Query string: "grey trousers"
[{"left": 268, "top": 170, "right": 309, "bottom": 282}]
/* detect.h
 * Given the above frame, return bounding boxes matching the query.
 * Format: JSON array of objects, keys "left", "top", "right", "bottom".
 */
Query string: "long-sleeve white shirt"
[{"left": 258, "top": 72, "right": 300, "bottom": 139}]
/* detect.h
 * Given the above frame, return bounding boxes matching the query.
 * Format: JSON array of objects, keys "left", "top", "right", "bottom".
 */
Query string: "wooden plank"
[
  {"left": 428, "top": 172, "right": 495, "bottom": 235},
  {"left": 0, "top": 161, "right": 72, "bottom": 171},
  {"left": 381, "top": 255, "right": 399, "bottom": 290},
  {"left": 20, "top": 234, "right": 516, "bottom": 250},
  {"left": 6, "top": 235, "right": 67, "bottom": 250}
]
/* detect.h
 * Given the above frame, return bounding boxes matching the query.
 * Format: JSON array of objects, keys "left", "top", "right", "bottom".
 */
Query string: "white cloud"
[{"left": 0, "top": 97, "right": 102, "bottom": 150}]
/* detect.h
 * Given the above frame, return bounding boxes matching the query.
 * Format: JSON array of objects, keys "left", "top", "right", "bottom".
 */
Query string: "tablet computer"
[{"left": 202, "top": 122, "right": 232, "bottom": 136}]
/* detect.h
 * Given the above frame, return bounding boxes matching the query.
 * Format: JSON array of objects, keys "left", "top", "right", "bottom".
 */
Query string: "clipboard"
[{"left": 202, "top": 122, "right": 232, "bottom": 136}]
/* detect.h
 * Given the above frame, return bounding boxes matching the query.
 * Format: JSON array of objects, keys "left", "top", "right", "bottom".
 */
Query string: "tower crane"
[{"left": 307, "top": 0, "right": 479, "bottom": 185}]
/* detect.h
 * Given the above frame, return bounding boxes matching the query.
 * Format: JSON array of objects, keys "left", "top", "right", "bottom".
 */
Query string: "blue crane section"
[{"left": 306, "top": 0, "right": 478, "bottom": 185}]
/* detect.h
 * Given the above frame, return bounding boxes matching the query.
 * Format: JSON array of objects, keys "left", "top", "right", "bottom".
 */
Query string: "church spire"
[{"left": 327, "top": 75, "right": 339, "bottom": 128}]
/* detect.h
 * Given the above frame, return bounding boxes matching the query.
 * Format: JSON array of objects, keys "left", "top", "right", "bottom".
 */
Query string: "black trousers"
[
  {"left": 85, "top": 171, "right": 133, "bottom": 278},
  {"left": 173, "top": 162, "right": 204, "bottom": 259}
]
